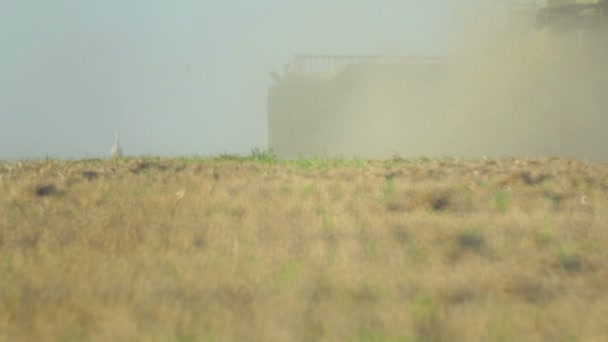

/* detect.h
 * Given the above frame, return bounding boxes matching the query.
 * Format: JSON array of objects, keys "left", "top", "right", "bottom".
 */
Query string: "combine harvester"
[
  {"left": 268, "top": 55, "right": 448, "bottom": 158},
  {"left": 268, "top": 0, "right": 608, "bottom": 160},
  {"left": 536, "top": 0, "right": 608, "bottom": 33}
]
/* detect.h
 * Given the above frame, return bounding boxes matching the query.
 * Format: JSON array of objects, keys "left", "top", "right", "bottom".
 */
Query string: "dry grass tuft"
[{"left": 1, "top": 156, "right": 608, "bottom": 340}]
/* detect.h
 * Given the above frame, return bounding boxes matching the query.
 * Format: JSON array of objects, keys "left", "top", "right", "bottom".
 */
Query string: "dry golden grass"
[{"left": 1, "top": 156, "right": 608, "bottom": 341}]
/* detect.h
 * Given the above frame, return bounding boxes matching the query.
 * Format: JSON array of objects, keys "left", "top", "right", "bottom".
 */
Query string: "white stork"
[{"left": 110, "top": 132, "right": 123, "bottom": 159}]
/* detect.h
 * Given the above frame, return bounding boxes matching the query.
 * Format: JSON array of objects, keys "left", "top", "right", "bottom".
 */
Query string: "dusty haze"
[
  {"left": 438, "top": 24, "right": 608, "bottom": 162},
  {"left": 3, "top": 1, "right": 606, "bottom": 161},
  {"left": 268, "top": 6, "right": 608, "bottom": 161}
]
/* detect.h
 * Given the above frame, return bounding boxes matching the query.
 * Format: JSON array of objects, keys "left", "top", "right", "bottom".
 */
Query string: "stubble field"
[{"left": 1, "top": 155, "right": 608, "bottom": 341}]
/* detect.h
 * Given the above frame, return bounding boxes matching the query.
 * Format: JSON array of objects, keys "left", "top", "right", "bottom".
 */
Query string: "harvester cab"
[
  {"left": 535, "top": 0, "right": 608, "bottom": 32},
  {"left": 531, "top": 0, "right": 608, "bottom": 58}
]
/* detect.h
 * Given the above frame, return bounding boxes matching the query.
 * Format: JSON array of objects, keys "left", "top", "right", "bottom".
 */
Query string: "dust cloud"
[
  {"left": 270, "top": 4, "right": 608, "bottom": 161},
  {"left": 439, "top": 22, "right": 608, "bottom": 161}
]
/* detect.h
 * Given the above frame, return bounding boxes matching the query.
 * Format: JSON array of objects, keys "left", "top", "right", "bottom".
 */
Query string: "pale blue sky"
[{"left": 1, "top": 0, "right": 489, "bottom": 159}]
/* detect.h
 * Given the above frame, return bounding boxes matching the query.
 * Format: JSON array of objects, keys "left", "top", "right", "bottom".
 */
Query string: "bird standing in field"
[{"left": 110, "top": 132, "right": 123, "bottom": 159}]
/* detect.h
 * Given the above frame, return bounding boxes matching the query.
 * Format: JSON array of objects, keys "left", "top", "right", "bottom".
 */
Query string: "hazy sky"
[{"left": 1, "top": 0, "right": 493, "bottom": 159}]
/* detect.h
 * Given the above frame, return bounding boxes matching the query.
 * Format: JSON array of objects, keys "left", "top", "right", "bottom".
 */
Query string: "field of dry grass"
[{"left": 1, "top": 155, "right": 608, "bottom": 341}]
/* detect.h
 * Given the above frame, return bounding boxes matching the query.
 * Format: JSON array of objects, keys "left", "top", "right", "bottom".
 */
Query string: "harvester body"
[{"left": 268, "top": 55, "right": 447, "bottom": 158}]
